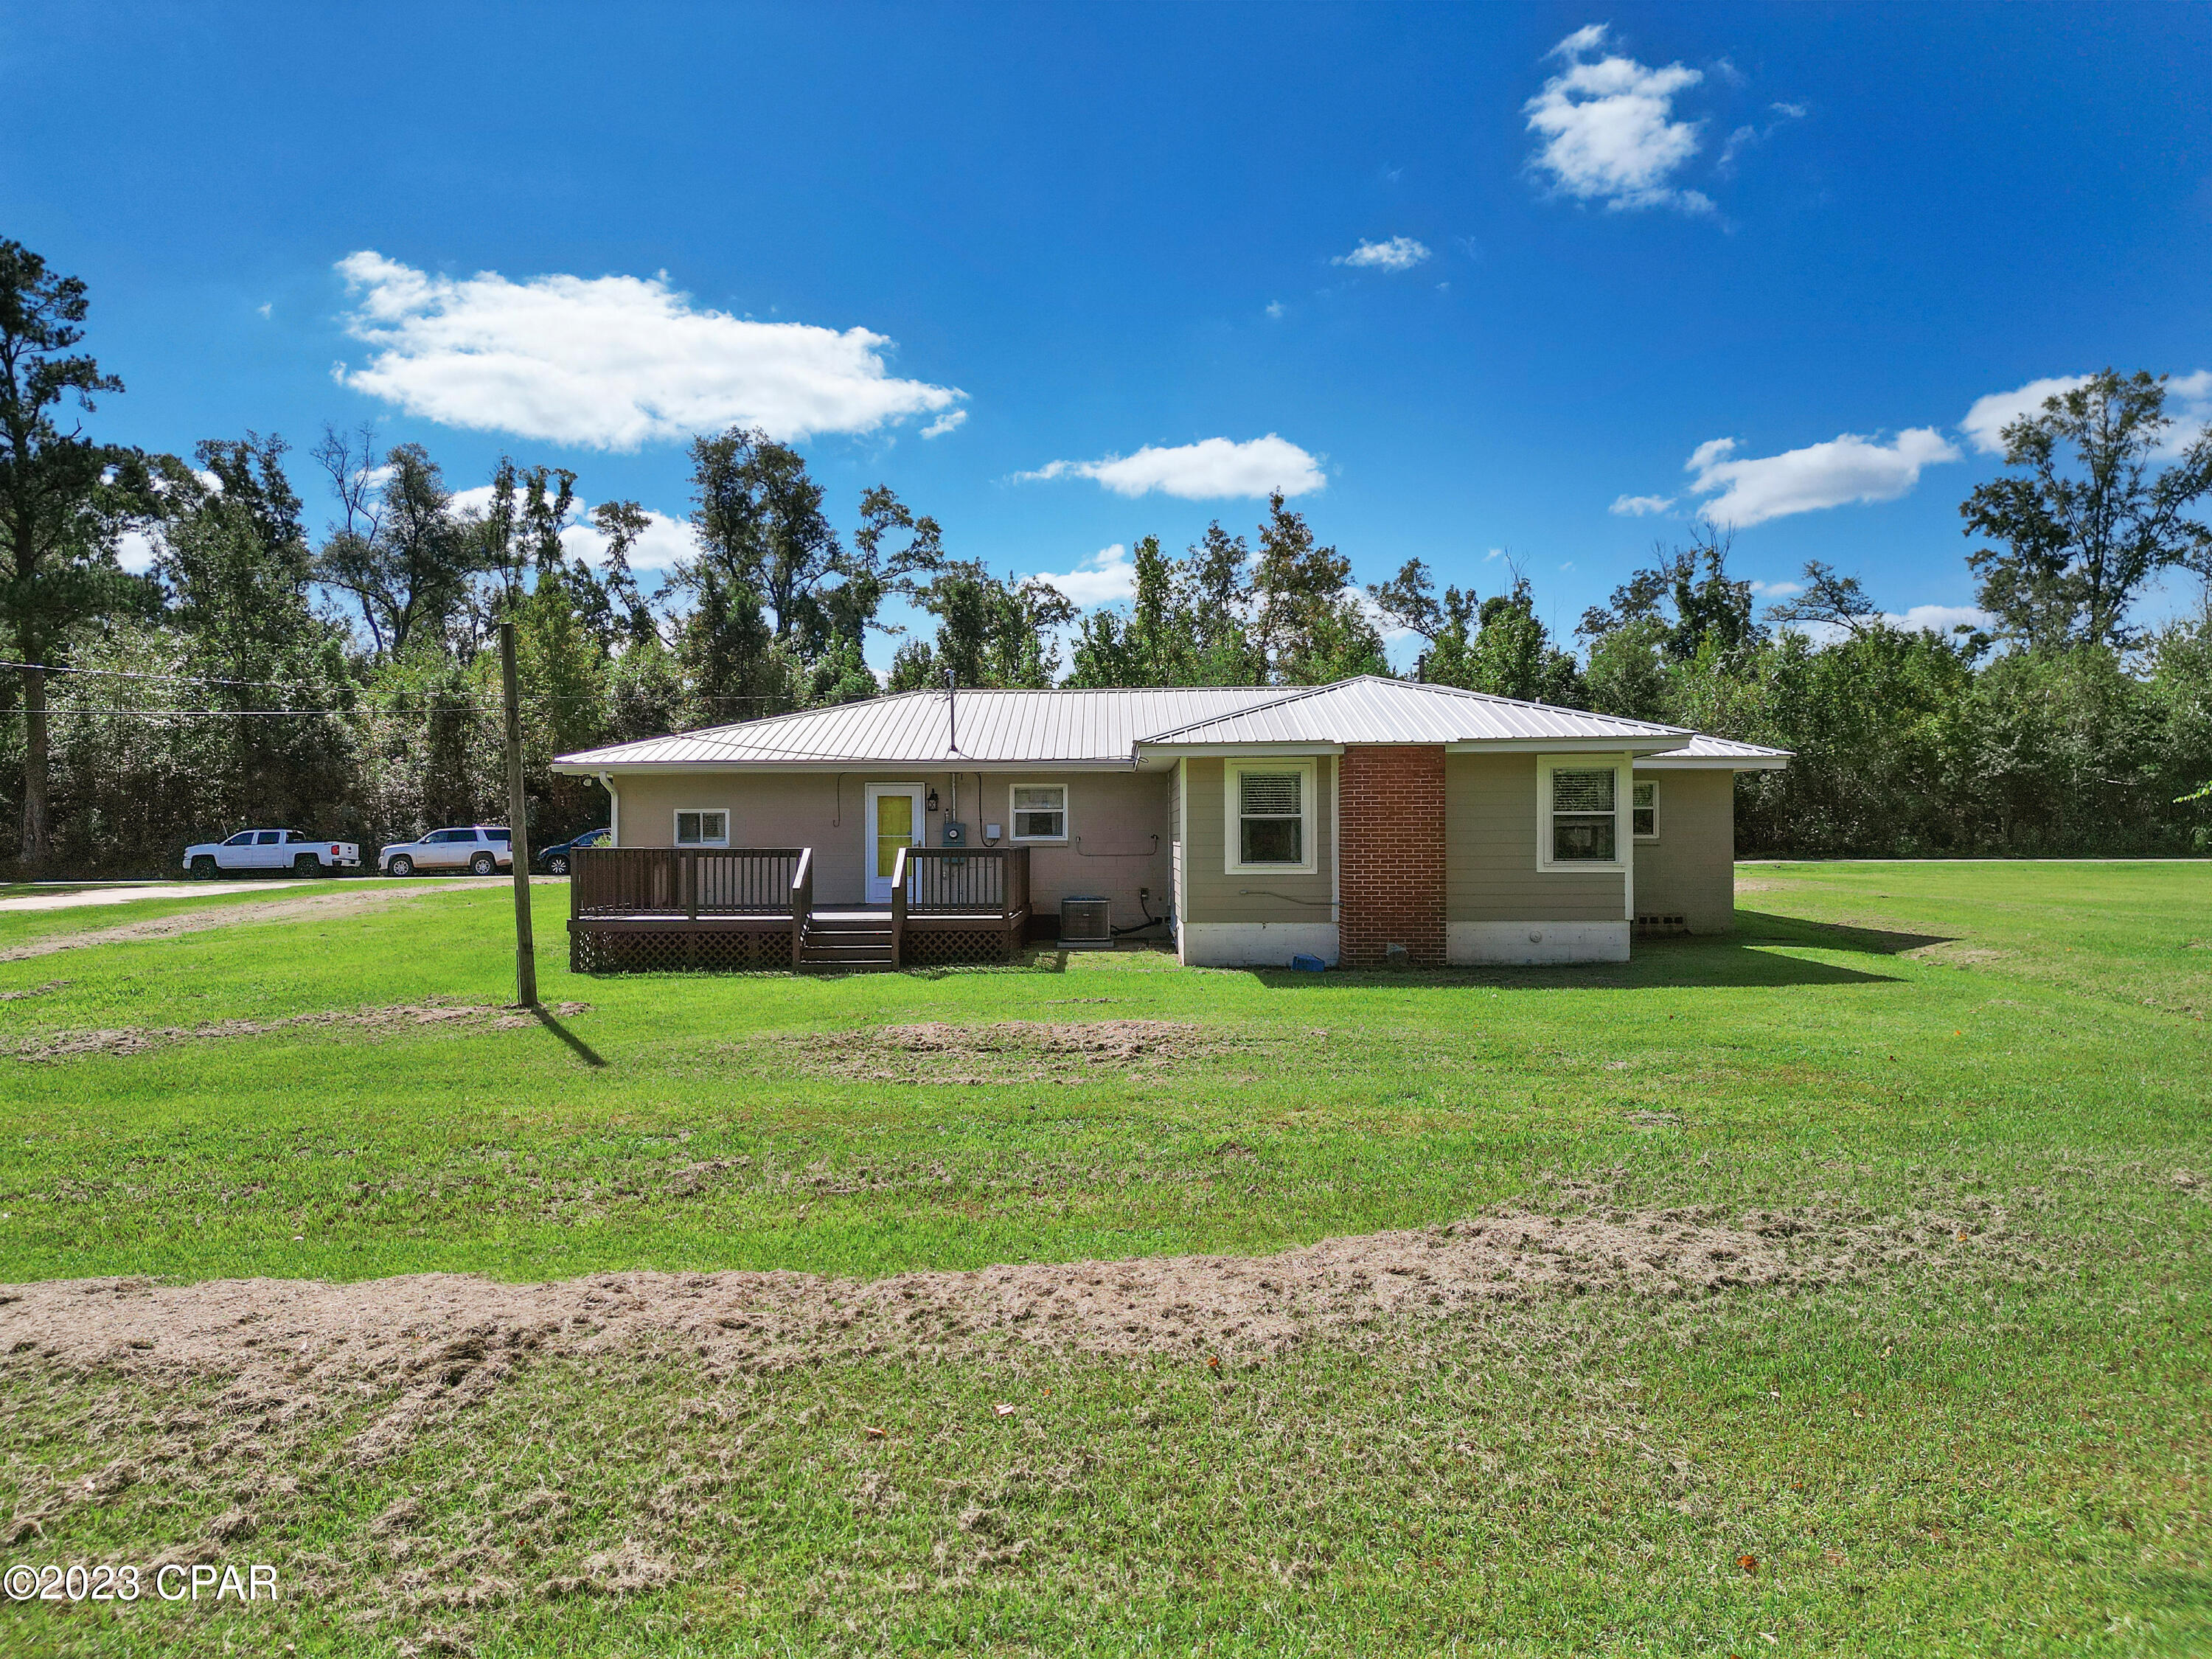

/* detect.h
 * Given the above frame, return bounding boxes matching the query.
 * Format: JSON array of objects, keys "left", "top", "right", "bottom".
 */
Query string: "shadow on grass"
[
  {"left": 532, "top": 1005, "right": 608, "bottom": 1068},
  {"left": 1733, "top": 908, "right": 1955, "bottom": 954},
  {"left": 1241, "top": 910, "right": 1953, "bottom": 993}
]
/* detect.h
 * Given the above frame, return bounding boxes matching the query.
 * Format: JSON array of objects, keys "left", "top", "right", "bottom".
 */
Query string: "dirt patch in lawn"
[
  {"left": 0, "top": 978, "right": 66, "bottom": 1001},
  {"left": 1, "top": 1000, "right": 593, "bottom": 1062},
  {"left": 0, "top": 883, "right": 498, "bottom": 963},
  {"left": 785, "top": 1018, "right": 1246, "bottom": 1082},
  {"left": 0, "top": 1204, "right": 2023, "bottom": 1464}
]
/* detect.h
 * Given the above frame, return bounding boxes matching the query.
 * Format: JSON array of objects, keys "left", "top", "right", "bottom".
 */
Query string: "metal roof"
[
  {"left": 1635, "top": 732, "right": 1792, "bottom": 770},
  {"left": 552, "top": 676, "right": 1788, "bottom": 771},
  {"left": 1135, "top": 676, "right": 1697, "bottom": 751},
  {"left": 553, "top": 686, "right": 1285, "bottom": 768}
]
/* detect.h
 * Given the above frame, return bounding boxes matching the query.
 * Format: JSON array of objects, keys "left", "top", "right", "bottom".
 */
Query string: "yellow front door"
[{"left": 875, "top": 792, "right": 914, "bottom": 880}]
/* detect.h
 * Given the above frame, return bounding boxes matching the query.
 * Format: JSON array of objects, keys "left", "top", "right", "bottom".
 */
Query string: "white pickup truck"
[{"left": 184, "top": 829, "right": 362, "bottom": 878}]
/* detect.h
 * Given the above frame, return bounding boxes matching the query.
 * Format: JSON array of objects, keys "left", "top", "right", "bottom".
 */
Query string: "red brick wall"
[{"left": 1338, "top": 745, "right": 1447, "bottom": 967}]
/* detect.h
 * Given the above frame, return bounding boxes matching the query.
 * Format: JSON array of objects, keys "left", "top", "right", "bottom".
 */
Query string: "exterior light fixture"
[{"left": 926, "top": 787, "right": 941, "bottom": 813}]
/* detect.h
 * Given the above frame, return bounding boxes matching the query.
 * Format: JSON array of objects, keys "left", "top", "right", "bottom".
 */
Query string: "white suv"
[{"left": 378, "top": 827, "right": 513, "bottom": 877}]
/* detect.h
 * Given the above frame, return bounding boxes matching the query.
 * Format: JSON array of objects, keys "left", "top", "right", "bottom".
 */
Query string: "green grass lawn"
[{"left": 1, "top": 861, "right": 2206, "bottom": 1656}]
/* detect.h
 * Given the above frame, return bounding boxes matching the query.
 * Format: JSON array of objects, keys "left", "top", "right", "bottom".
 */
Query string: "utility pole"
[{"left": 499, "top": 621, "right": 538, "bottom": 1008}]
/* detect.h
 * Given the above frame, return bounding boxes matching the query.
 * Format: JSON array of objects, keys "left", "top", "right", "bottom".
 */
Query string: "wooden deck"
[{"left": 566, "top": 846, "right": 1030, "bottom": 973}]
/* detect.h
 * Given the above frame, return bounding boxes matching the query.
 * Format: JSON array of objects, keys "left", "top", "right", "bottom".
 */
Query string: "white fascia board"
[
  {"left": 550, "top": 758, "right": 1144, "bottom": 776},
  {"left": 1444, "top": 737, "right": 1690, "bottom": 756},
  {"left": 1134, "top": 742, "right": 1346, "bottom": 757},
  {"left": 1634, "top": 754, "right": 1790, "bottom": 771}
]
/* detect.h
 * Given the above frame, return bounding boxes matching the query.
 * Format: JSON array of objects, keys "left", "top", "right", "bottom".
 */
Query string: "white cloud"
[
  {"left": 1787, "top": 603, "right": 1992, "bottom": 646},
  {"left": 1549, "top": 23, "right": 1609, "bottom": 58},
  {"left": 1963, "top": 370, "right": 2212, "bottom": 459},
  {"left": 332, "top": 251, "right": 964, "bottom": 451},
  {"left": 1684, "top": 428, "right": 1961, "bottom": 527},
  {"left": 1961, "top": 375, "right": 2092, "bottom": 456},
  {"left": 1024, "top": 544, "right": 1137, "bottom": 610},
  {"left": 920, "top": 408, "right": 967, "bottom": 439},
  {"left": 115, "top": 528, "right": 158, "bottom": 574},
  {"left": 1332, "top": 236, "right": 1432, "bottom": 272},
  {"left": 1018, "top": 434, "right": 1325, "bottom": 500},
  {"left": 445, "top": 483, "right": 698, "bottom": 571},
  {"left": 1526, "top": 24, "right": 1713, "bottom": 214},
  {"left": 256, "top": 302, "right": 272, "bottom": 319},
  {"left": 1265, "top": 300, "right": 1285, "bottom": 320},
  {"left": 1610, "top": 493, "right": 1674, "bottom": 516},
  {"left": 561, "top": 507, "right": 696, "bottom": 571},
  {"left": 1717, "top": 101, "right": 1806, "bottom": 175},
  {"left": 1888, "top": 603, "right": 1989, "bottom": 633}
]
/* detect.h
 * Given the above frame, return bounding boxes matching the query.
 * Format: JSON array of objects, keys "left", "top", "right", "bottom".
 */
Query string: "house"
[{"left": 549, "top": 675, "right": 1788, "bottom": 972}]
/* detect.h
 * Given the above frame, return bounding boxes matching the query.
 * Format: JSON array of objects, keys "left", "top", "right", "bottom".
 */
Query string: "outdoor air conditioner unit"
[{"left": 1058, "top": 895, "right": 1113, "bottom": 950}]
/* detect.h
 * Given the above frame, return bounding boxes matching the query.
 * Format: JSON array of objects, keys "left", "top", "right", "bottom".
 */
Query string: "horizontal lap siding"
[
  {"left": 1181, "top": 756, "right": 1337, "bottom": 925},
  {"left": 1631, "top": 768, "right": 1736, "bottom": 933},
  {"left": 610, "top": 769, "right": 1172, "bottom": 923},
  {"left": 1445, "top": 752, "right": 1623, "bottom": 923}
]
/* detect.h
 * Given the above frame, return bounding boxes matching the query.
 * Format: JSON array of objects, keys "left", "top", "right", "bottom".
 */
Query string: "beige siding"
[
  {"left": 609, "top": 768, "right": 1172, "bottom": 925},
  {"left": 1180, "top": 756, "right": 1337, "bottom": 925},
  {"left": 1444, "top": 752, "right": 1624, "bottom": 923},
  {"left": 1631, "top": 767, "right": 1736, "bottom": 933}
]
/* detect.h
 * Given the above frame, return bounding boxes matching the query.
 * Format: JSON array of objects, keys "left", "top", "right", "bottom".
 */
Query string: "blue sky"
[{"left": 5, "top": 3, "right": 2209, "bottom": 667}]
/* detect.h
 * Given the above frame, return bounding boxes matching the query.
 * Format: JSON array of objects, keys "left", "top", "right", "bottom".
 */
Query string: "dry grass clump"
[
  {"left": 0, "top": 1201, "right": 2025, "bottom": 1470},
  {"left": 785, "top": 1018, "right": 1251, "bottom": 1082},
  {"left": 0, "top": 882, "right": 485, "bottom": 962},
  {"left": 1, "top": 1001, "right": 593, "bottom": 1062}
]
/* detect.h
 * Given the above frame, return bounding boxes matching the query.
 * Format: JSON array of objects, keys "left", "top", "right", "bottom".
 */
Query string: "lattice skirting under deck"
[
  {"left": 569, "top": 927, "right": 796, "bottom": 973},
  {"left": 900, "top": 926, "right": 1020, "bottom": 967},
  {"left": 569, "top": 924, "right": 1020, "bottom": 972}
]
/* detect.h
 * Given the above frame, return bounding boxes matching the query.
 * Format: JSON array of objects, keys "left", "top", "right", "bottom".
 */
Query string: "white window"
[
  {"left": 674, "top": 809, "right": 728, "bottom": 847},
  {"left": 1632, "top": 779, "right": 1658, "bottom": 841},
  {"left": 1537, "top": 758, "right": 1625, "bottom": 869},
  {"left": 1009, "top": 784, "right": 1068, "bottom": 842},
  {"left": 1225, "top": 759, "right": 1316, "bottom": 873}
]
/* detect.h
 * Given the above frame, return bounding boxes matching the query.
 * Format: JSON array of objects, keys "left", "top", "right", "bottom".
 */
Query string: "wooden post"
[
  {"left": 499, "top": 622, "right": 538, "bottom": 1008},
  {"left": 890, "top": 844, "right": 908, "bottom": 970}
]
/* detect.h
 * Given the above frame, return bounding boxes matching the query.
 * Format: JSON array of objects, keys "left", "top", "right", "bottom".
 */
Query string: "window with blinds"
[
  {"left": 1011, "top": 785, "right": 1066, "bottom": 841},
  {"left": 1632, "top": 779, "right": 1658, "bottom": 839},
  {"left": 1238, "top": 769, "right": 1304, "bottom": 865},
  {"left": 675, "top": 809, "right": 728, "bottom": 846},
  {"left": 1549, "top": 768, "right": 1616, "bottom": 862}
]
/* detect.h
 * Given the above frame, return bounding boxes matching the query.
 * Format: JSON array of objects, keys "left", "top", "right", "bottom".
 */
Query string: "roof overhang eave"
[
  {"left": 1636, "top": 753, "right": 1791, "bottom": 771},
  {"left": 550, "top": 756, "right": 1147, "bottom": 775},
  {"left": 1441, "top": 737, "right": 1692, "bottom": 756},
  {"left": 1133, "top": 741, "right": 1347, "bottom": 757}
]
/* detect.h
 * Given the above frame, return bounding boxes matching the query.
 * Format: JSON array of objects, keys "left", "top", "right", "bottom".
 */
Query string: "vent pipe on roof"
[{"left": 945, "top": 667, "right": 959, "bottom": 754}]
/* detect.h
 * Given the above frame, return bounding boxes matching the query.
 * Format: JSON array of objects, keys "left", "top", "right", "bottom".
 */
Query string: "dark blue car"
[{"left": 535, "top": 827, "right": 610, "bottom": 875}]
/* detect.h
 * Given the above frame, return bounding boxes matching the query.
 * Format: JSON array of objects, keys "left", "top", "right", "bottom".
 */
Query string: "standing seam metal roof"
[
  {"left": 552, "top": 686, "right": 1287, "bottom": 767},
  {"left": 552, "top": 677, "right": 1787, "bottom": 768},
  {"left": 1133, "top": 675, "right": 1696, "bottom": 747}
]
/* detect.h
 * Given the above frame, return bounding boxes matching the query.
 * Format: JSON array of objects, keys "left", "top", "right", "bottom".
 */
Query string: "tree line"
[{"left": 3, "top": 237, "right": 2208, "bottom": 874}]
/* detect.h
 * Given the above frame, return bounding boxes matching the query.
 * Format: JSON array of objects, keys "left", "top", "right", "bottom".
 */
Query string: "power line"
[{"left": 0, "top": 657, "right": 790, "bottom": 704}]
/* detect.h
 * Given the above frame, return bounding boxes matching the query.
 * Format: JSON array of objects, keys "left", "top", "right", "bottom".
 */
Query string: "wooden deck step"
[{"left": 797, "top": 919, "right": 897, "bottom": 971}]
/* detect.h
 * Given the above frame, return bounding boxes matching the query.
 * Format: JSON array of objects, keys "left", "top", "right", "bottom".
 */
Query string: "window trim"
[
  {"left": 673, "top": 807, "right": 730, "bottom": 848},
  {"left": 1632, "top": 777, "right": 1659, "bottom": 842},
  {"left": 1536, "top": 755, "right": 1628, "bottom": 872},
  {"left": 1006, "top": 781, "right": 1071, "bottom": 844},
  {"left": 1223, "top": 757, "right": 1318, "bottom": 876}
]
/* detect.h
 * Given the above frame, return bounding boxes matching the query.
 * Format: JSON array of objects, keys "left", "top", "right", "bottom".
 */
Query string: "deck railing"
[
  {"left": 571, "top": 847, "right": 807, "bottom": 920},
  {"left": 790, "top": 847, "right": 813, "bottom": 958},
  {"left": 889, "top": 846, "right": 909, "bottom": 970},
  {"left": 902, "top": 845, "right": 1030, "bottom": 917}
]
